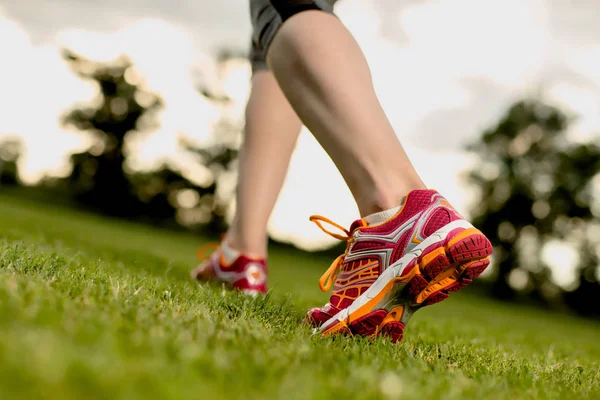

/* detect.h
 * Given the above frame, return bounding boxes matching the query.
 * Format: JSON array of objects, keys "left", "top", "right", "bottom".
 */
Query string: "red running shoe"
[
  {"left": 306, "top": 189, "right": 493, "bottom": 343},
  {"left": 191, "top": 241, "right": 267, "bottom": 296}
]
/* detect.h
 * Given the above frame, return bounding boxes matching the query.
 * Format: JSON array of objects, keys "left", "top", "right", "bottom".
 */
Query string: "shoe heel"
[{"left": 410, "top": 228, "right": 493, "bottom": 306}]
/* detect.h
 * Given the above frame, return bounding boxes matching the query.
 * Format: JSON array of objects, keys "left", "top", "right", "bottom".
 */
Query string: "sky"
[{"left": 1, "top": 0, "right": 599, "bottom": 286}]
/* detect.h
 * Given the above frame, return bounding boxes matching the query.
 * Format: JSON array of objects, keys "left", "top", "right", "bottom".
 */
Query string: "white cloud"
[
  {"left": 399, "top": 0, "right": 551, "bottom": 85},
  {"left": 58, "top": 19, "right": 226, "bottom": 171},
  {"left": 0, "top": 16, "right": 94, "bottom": 183},
  {"left": 565, "top": 46, "right": 600, "bottom": 88},
  {"left": 547, "top": 82, "right": 600, "bottom": 143}
]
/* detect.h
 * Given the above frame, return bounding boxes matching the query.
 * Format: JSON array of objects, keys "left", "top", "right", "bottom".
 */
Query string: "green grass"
[{"left": 0, "top": 192, "right": 599, "bottom": 400}]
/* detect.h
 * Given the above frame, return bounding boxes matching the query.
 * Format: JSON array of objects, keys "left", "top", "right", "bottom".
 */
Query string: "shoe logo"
[
  {"left": 245, "top": 264, "right": 266, "bottom": 285},
  {"left": 348, "top": 213, "right": 420, "bottom": 268},
  {"left": 411, "top": 229, "right": 423, "bottom": 245},
  {"left": 348, "top": 197, "right": 455, "bottom": 270}
]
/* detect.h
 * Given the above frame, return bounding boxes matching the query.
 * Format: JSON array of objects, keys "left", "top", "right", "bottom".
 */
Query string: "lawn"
[{"left": 0, "top": 191, "right": 599, "bottom": 400}]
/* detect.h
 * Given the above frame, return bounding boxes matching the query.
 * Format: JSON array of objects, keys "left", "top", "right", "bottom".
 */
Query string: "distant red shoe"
[
  {"left": 306, "top": 189, "right": 493, "bottom": 343},
  {"left": 191, "top": 241, "right": 267, "bottom": 296}
]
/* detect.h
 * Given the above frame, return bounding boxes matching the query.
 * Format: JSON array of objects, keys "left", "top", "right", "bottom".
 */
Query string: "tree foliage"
[
  {"left": 0, "top": 137, "right": 22, "bottom": 186},
  {"left": 61, "top": 49, "right": 244, "bottom": 232},
  {"left": 62, "top": 49, "right": 163, "bottom": 216},
  {"left": 467, "top": 100, "right": 600, "bottom": 316}
]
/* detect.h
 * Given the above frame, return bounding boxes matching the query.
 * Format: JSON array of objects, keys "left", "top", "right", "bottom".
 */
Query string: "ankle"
[
  {"left": 225, "top": 229, "right": 267, "bottom": 259},
  {"left": 356, "top": 176, "right": 426, "bottom": 217}
]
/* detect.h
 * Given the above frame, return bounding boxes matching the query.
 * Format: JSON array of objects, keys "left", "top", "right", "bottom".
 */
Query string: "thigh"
[{"left": 248, "top": 0, "right": 337, "bottom": 72}]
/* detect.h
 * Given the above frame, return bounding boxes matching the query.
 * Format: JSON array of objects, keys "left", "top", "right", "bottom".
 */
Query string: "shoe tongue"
[
  {"left": 363, "top": 206, "right": 401, "bottom": 226},
  {"left": 349, "top": 219, "right": 365, "bottom": 233}
]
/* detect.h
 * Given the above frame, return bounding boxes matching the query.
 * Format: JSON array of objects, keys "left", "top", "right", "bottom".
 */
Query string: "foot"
[
  {"left": 306, "top": 189, "right": 493, "bottom": 343},
  {"left": 191, "top": 241, "right": 268, "bottom": 296}
]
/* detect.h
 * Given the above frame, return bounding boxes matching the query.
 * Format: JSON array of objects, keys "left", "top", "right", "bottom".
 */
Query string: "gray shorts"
[{"left": 249, "top": 0, "right": 337, "bottom": 72}]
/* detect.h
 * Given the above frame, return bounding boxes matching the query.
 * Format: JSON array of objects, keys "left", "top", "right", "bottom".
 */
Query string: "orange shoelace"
[
  {"left": 196, "top": 242, "right": 219, "bottom": 261},
  {"left": 309, "top": 215, "right": 355, "bottom": 292},
  {"left": 195, "top": 234, "right": 226, "bottom": 261}
]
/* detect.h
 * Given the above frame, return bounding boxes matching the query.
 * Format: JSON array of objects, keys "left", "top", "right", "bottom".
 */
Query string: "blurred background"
[{"left": 0, "top": 0, "right": 598, "bottom": 316}]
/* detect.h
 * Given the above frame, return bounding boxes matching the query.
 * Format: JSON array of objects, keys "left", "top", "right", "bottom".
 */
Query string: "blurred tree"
[
  {"left": 181, "top": 138, "right": 238, "bottom": 234},
  {"left": 62, "top": 49, "right": 163, "bottom": 217},
  {"left": 0, "top": 137, "right": 22, "bottom": 187},
  {"left": 61, "top": 49, "right": 246, "bottom": 232},
  {"left": 467, "top": 100, "right": 600, "bottom": 316}
]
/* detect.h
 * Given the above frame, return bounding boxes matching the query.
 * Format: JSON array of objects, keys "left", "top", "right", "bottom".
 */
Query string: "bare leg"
[
  {"left": 267, "top": 11, "right": 426, "bottom": 217},
  {"left": 226, "top": 70, "right": 302, "bottom": 257}
]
